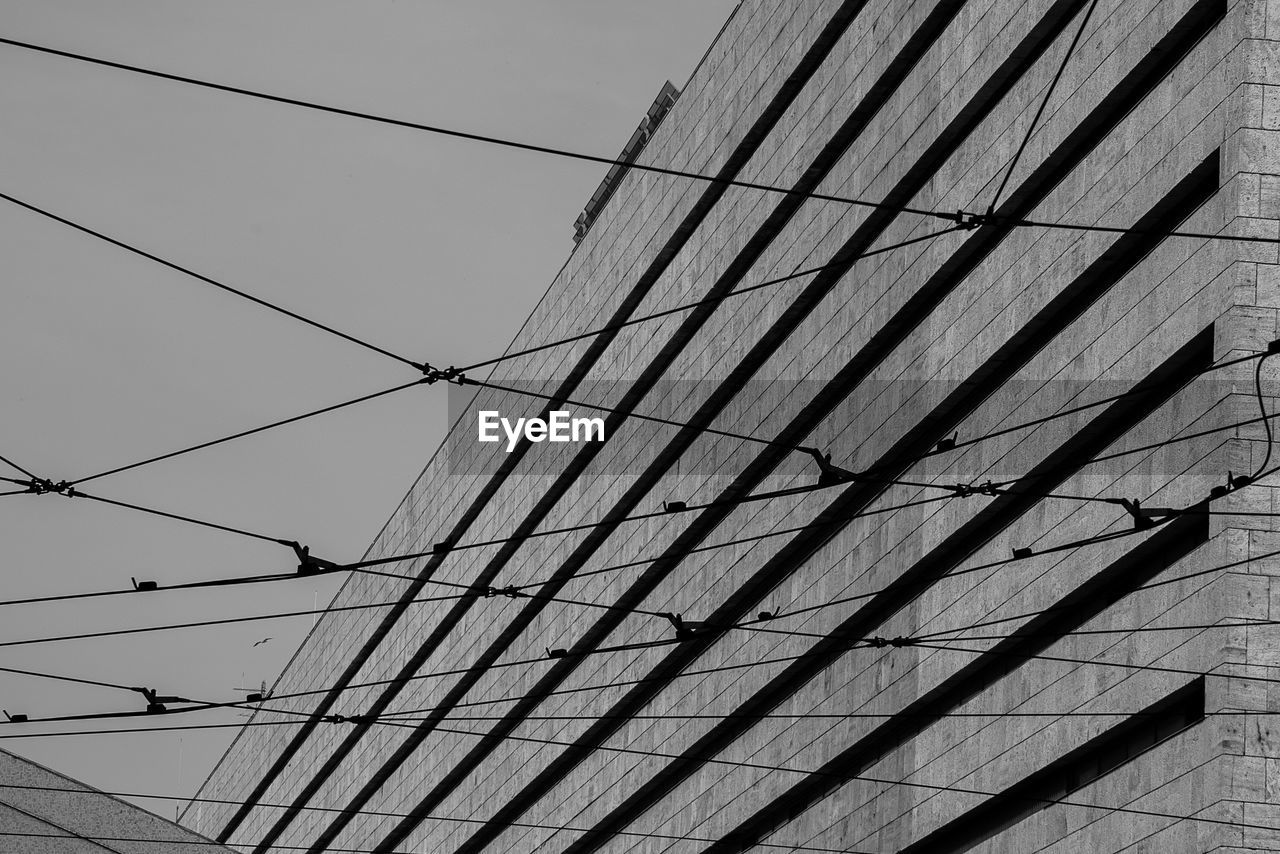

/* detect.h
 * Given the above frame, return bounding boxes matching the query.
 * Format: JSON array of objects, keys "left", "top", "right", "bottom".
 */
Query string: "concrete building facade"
[
  {"left": 0, "top": 747, "right": 234, "bottom": 853},
  {"left": 187, "top": 1, "right": 1280, "bottom": 852}
]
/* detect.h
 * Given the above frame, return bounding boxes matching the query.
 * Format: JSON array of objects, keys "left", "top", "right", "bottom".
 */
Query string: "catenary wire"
[
  {"left": 763, "top": 525, "right": 1156, "bottom": 622},
  {"left": 0, "top": 783, "right": 860, "bottom": 854},
  {"left": 44, "top": 257, "right": 1269, "bottom": 508},
  {"left": 16, "top": 343, "right": 1270, "bottom": 570},
  {"left": 63, "top": 489, "right": 291, "bottom": 545},
  {"left": 0, "top": 35, "right": 966, "bottom": 221},
  {"left": 0, "top": 638, "right": 891, "bottom": 728},
  {"left": 0, "top": 390, "right": 1262, "bottom": 619},
  {"left": 750, "top": 618, "right": 1278, "bottom": 648},
  {"left": 65, "top": 227, "right": 965, "bottom": 491},
  {"left": 0, "top": 663, "right": 152, "bottom": 697},
  {"left": 44, "top": 698, "right": 1270, "bottom": 845},
  {"left": 0, "top": 186, "right": 427, "bottom": 373},
  {"left": 71, "top": 379, "right": 430, "bottom": 486},
  {"left": 457, "top": 225, "right": 965, "bottom": 372},
  {"left": 41, "top": 227, "right": 965, "bottom": 500},
  {"left": 0, "top": 36, "right": 1276, "bottom": 249},
  {"left": 2, "top": 376, "right": 1269, "bottom": 717},
  {"left": 4, "top": 426, "right": 1268, "bottom": 689},
  {"left": 894, "top": 348, "right": 1267, "bottom": 470},
  {"left": 0, "top": 476, "right": 1120, "bottom": 619},
  {"left": 0, "top": 31, "right": 1269, "bottom": 850},
  {"left": 0, "top": 798, "right": 128, "bottom": 854},
  {"left": 914, "top": 641, "right": 1280, "bottom": 691},
  {"left": 337, "top": 713, "right": 1280, "bottom": 838},
  {"left": 6, "top": 772, "right": 1280, "bottom": 853},
  {"left": 0, "top": 453, "right": 39, "bottom": 481},
  {"left": 39, "top": 699, "right": 1256, "bottom": 847},
  {"left": 4, "top": 703, "right": 1270, "bottom": 743},
  {"left": 345, "top": 492, "right": 956, "bottom": 570},
  {"left": 3, "top": 661, "right": 1243, "bottom": 848},
  {"left": 910, "top": 545, "right": 1280, "bottom": 641},
  {"left": 745, "top": 462, "right": 1279, "bottom": 633},
  {"left": 11, "top": 657, "right": 1268, "bottom": 847},
  {"left": 369, "top": 532, "right": 1278, "bottom": 720},
  {"left": 987, "top": 0, "right": 1101, "bottom": 210},
  {"left": 12, "top": 591, "right": 1280, "bottom": 734},
  {"left": 0, "top": 452, "right": 37, "bottom": 480},
  {"left": 66, "top": 343, "right": 1280, "bottom": 556},
  {"left": 0, "top": 591, "right": 475, "bottom": 650},
  {"left": 0, "top": 446, "right": 1260, "bottom": 653},
  {"left": 1253, "top": 350, "right": 1275, "bottom": 478},
  {"left": 0, "top": 827, "right": 861, "bottom": 854}
]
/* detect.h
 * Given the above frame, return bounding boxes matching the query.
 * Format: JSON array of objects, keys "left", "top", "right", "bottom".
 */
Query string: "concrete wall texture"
[
  {"left": 184, "top": 1, "right": 1280, "bottom": 852},
  {"left": 0, "top": 748, "right": 234, "bottom": 853}
]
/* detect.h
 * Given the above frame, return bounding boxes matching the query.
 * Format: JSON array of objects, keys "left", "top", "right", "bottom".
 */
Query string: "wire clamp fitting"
[
  {"left": 286, "top": 541, "right": 342, "bottom": 577},
  {"left": 25, "top": 478, "right": 73, "bottom": 496},
  {"left": 953, "top": 480, "right": 1001, "bottom": 498},
  {"left": 134, "top": 687, "right": 186, "bottom": 714},
  {"left": 421, "top": 364, "right": 467, "bottom": 385},
  {"left": 662, "top": 612, "right": 701, "bottom": 640},
  {"left": 481, "top": 585, "right": 523, "bottom": 599},
  {"left": 2, "top": 710, "right": 27, "bottom": 724},
  {"left": 804, "top": 448, "right": 857, "bottom": 487},
  {"left": 951, "top": 210, "right": 986, "bottom": 230},
  {"left": 868, "top": 636, "right": 916, "bottom": 648},
  {"left": 326, "top": 713, "right": 367, "bottom": 725}
]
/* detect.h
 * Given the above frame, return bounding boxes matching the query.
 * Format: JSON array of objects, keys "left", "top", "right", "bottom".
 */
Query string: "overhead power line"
[
  {"left": 17, "top": 470, "right": 955, "bottom": 559},
  {"left": 987, "top": 0, "right": 1101, "bottom": 210},
  {"left": 0, "top": 186, "right": 432, "bottom": 374},
  {"left": 0, "top": 36, "right": 1274, "bottom": 251},
  {"left": 0, "top": 782, "right": 859, "bottom": 854},
  {"left": 0, "top": 636, "right": 897, "bottom": 729},
  {"left": 0, "top": 452, "right": 37, "bottom": 480},
  {"left": 10, "top": 571, "right": 1280, "bottom": 734},
  {"left": 349, "top": 492, "right": 955, "bottom": 569},
  {"left": 348, "top": 540, "right": 1280, "bottom": 722},
  {"left": 0, "top": 391, "right": 1266, "bottom": 624},
  {"left": 23, "top": 340, "right": 1264, "bottom": 570},
  {"left": 71, "top": 379, "right": 430, "bottom": 486},
  {"left": 14, "top": 663, "right": 1273, "bottom": 845},
  {"left": 0, "top": 590, "right": 470, "bottom": 652},
  {"left": 0, "top": 664, "right": 150, "bottom": 697},
  {"left": 16, "top": 691, "right": 1270, "bottom": 848},
  {"left": 0, "top": 454, "right": 1264, "bottom": 658},
  {"left": 752, "top": 617, "right": 1280, "bottom": 649},
  {"left": 910, "top": 545, "right": 1280, "bottom": 642},
  {"left": 53, "top": 227, "right": 965, "bottom": 493},
  {"left": 4, "top": 703, "right": 1267, "bottom": 743},
  {"left": 0, "top": 35, "right": 949, "bottom": 219},
  {"left": 457, "top": 226, "right": 964, "bottom": 373},
  {"left": 321, "top": 711, "right": 1280, "bottom": 839}
]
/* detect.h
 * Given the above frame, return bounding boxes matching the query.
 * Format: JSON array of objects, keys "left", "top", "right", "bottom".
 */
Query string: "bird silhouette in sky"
[{"left": 252, "top": 637, "right": 273, "bottom": 647}]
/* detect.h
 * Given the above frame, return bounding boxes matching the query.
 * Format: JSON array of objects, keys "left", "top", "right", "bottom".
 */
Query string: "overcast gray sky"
[{"left": 0, "top": 0, "right": 739, "bottom": 817}]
